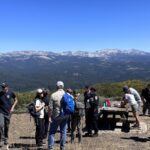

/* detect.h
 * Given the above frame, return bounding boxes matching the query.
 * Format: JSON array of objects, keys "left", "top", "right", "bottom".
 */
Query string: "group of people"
[{"left": 0, "top": 81, "right": 150, "bottom": 150}]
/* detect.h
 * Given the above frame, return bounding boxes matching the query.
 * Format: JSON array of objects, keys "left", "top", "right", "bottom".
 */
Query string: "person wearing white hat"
[{"left": 34, "top": 88, "right": 45, "bottom": 147}]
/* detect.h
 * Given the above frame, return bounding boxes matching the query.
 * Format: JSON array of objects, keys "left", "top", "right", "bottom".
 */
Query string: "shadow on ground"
[
  {"left": 121, "top": 136, "right": 150, "bottom": 142},
  {"left": 20, "top": 136, "right": 35, "bottom": 139},
  {"left": 9, "top": 143, "right": 48, "bottom": 150}
]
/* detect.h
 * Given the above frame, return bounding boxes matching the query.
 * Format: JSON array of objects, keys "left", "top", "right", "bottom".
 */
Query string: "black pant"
[
  {"left": 43, "top": 113, "right": 49, "bottom": 138},
  {"left": 35, "top": 118, "right": 44, "bottom": 145},
  {"left": 143, "top": 101, "right": 150, "bottom": 115},
  {"left": 86, "top": 112, "right": 98, "bottom": 134},
  {"left": 71, "top": 115, "right": 81, "bottom": 142}
]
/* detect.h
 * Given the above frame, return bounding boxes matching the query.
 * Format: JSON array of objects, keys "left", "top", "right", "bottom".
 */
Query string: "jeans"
[
  {"left": 0, "top": 113, "right": 10, "bottom": 146},
  {"left": 48, "top": 115, "right": 69, "bottom": 150}
]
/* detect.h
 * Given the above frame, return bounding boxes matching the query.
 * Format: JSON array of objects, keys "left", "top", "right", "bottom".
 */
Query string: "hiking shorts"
[{"left": 131, "top": 104, "right": 138, "bottom": 113}]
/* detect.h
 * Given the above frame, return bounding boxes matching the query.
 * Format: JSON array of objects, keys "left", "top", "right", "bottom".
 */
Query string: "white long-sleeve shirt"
[{"left": 129, "top": 88, "right": 142, "bottom": 103}]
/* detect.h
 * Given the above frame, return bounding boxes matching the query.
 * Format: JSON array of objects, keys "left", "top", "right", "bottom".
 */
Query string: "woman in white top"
[
  {"left": 122, "top": 88, "right": 140, "bottom": 128},
  {"left": 35, "top": 88, "right": 45, "bottom": 147}
]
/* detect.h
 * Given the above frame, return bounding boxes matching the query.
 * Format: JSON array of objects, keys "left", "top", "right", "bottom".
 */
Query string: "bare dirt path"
[{"left": 2, "top": 113, "right": 150, "bottom": 150}]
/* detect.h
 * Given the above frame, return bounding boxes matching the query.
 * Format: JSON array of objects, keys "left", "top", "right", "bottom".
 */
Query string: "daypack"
[
  {"left": 106, "top": 99, "right": 111, "bottom": 107},
  {"left": 75, "top": 101, "right": 85, "bottom": 117},
  {"left": 61, "top": 93, "right": 75, "bottom": 115},
  {"left": 27, "top": 100, "right": 40, "bottom": 118}
]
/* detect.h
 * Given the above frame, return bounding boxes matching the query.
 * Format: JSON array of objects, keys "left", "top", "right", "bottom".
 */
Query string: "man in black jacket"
[
  {"left": 84, "top": 87, "right": 99, "bottom": 137},
  {"left": 141, "top": 84, "right": 150, "bottom": 115}
]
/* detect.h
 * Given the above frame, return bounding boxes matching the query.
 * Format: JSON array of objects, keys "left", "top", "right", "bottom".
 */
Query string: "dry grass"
[{"left": 2, "top": 113, "right": 150, "bottom": 150}]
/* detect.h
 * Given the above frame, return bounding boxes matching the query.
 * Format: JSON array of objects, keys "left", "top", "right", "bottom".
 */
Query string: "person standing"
[
  {"left": 71, "top": 91, "right": 83, "bottom": 143},
  {"left": 123, "top": 86, "right": 142, "bottom": 113},
  {"left": 122, "top": 87, "right": 140, "bottom": 128},
  {"left": 0, "top": 82, "right": 18, "bottom": 147},
  {"left": 48, "top": 81, "right": 69, "bottom": 150},
  {"left": 141, "top": 84, "right": 150, "bottom": 115},
  {"left": 34, "top": 88, "right": 45, "bottom": 147},
  {"left": 83, "top": 85, "right": 91, "bottom": 132},
  {"left": 84, "top": 87, "right": 99, "bottom": 137},
  {"left": 42, "top": 89, "right": 50, "bottom": 139}
]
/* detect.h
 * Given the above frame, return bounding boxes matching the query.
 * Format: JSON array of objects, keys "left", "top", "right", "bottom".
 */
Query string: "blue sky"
[{"left": 0, "top": 0, "right": 150, "bottom": 52}]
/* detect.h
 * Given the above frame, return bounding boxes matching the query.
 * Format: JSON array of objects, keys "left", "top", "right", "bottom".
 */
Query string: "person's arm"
[
  {"left": 48, "top": 96, "right": 53, "bottom": 122},
  {"left": 141, "top": 96, "right": 146, "bottom": 103},
  {"left": 141, "top": 89, "right": 146, "bottom": 103},
  {"left": 121, "top": 95, "right": 128, "bottom": 107},
  {"left": 10, "top": 97, "right": 18, "bottom": 112},
  {"left": 35, "top": 100, "right": 45, "bottom": 112}
]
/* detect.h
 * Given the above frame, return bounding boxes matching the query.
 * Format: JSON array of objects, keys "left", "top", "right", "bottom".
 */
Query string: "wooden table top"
[{"left": 100, "top": 107, "right": 128, "bottom": 113}]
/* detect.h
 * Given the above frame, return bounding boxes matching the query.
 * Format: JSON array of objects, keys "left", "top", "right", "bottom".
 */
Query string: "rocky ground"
[{"left": 1, "top": 113, "right": 150, "bottom": 150}]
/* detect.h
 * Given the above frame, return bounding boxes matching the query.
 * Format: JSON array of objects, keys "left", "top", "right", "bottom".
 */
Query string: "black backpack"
[{"left": 27, "top": 100, "right": 40, "bottom": 118}]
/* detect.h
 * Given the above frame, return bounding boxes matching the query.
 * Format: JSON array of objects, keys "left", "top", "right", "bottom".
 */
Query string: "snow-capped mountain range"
[
  {"left": 0, "top": 49, "right": 149, "bottom": 61},
  {"left": 0, "top": 49, "right": 150, "bottom": 91}
]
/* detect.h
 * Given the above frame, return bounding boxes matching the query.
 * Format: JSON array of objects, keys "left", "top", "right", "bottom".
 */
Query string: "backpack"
[
  {"left": 27, "top": 100, "right": 40, "bottom": 118},
  {"left": 61, "top": 93, "right": 75, "bottom": 115},
  {"left": 75, "top": 101, "right": 85, "bottom": 117},
  {"left": 105, "top": 99, "right": 111, "bottom": 107}
]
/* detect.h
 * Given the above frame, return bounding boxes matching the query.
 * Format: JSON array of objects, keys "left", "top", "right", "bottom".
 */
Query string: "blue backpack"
[{"left": 61, "top": 93, "right": 75, "bottom": 115}]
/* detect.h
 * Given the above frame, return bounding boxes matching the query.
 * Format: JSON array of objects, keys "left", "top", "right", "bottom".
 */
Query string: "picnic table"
[{"left": 98, "top": 107, "right": 136, "bottom": 131}]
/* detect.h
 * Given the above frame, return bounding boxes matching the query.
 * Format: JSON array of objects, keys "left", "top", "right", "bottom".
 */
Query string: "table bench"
[{"left": 98, "top": 107, "right": 136, "bottom": 132}]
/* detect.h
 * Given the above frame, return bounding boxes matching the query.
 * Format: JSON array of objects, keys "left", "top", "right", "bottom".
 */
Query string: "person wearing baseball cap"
[
  {"left": 1, "top": 82, "right": 9, "bottom": 88},
  {"left": 48, "top": 81, "right": 69, "bottom": 150},
  {"left": 0, "top": 82, "right": 18, "bottom": 147},
  {"left": 56, "top": 81, "right": 64, "bottom": 88}
]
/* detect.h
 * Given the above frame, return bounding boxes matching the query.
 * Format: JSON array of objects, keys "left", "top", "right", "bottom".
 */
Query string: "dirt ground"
[{"left": 2, "top": 113, "right": 150, "bottom": 150}]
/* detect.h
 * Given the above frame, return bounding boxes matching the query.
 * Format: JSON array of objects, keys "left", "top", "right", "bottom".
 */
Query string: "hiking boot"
[
  {"left": 0, "top": 141, "right": 4, "bottom": 147},
  {"left": 131, "top": 124, "right": 140, "bottom": 128},
  {"left": 71, "top": 136, "right": 74, "bottom": 143},
  {"left": 36, "top": 143, "right": 43, "bottom": 147},
  {"left": 83, "top": 133, "right": 92, "bottom": 137},
  {"left": 92, "top": 133, "right": 98, "bottom": 137},
  {"left": 42, "top": 141, "right": 46, "bottom": 146},
  {"left": 4, "top": 140, "right": 8, "bottom": 145}
]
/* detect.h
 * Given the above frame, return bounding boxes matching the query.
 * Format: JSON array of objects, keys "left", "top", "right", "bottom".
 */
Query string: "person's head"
[
  {"left": 66, "top": 88, "right": 73, "bottom": 94},
  {"left": 56, "top": 81, "right": 64, "bottom": 89},
  {"left": 147, "top": 84, "right": 150, "bottom": 89},
  {"left": 85, "top": 85, "right": 90, "bottom": 92},
  {"left": 36, "top": 88, "right": 44, "bottom": 98},
  {"left": 90, "top": 87, "right": 96, "bottom": 93},
  {"left": 90, "top": 87, "right": 96, "bottom": 96},
  {"left": 123, "top": 86, "right": 129, "bottom": 93},
  {"left": 43, "top": 88, "right": 48, "bottom": 97},
  {"left": 1, "top": 82, "right": 9, "bottom": 92},
  {"left": 73, "top": 90, "right": 80, "bottom": 101}
]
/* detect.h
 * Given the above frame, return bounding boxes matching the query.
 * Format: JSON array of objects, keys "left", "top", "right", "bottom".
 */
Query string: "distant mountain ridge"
[
  {"left": 0, "top": 49, "right": 150, "bottom": 91},
  {"left": 0, "top": 49, "right": 149, "bottom": 59}
]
